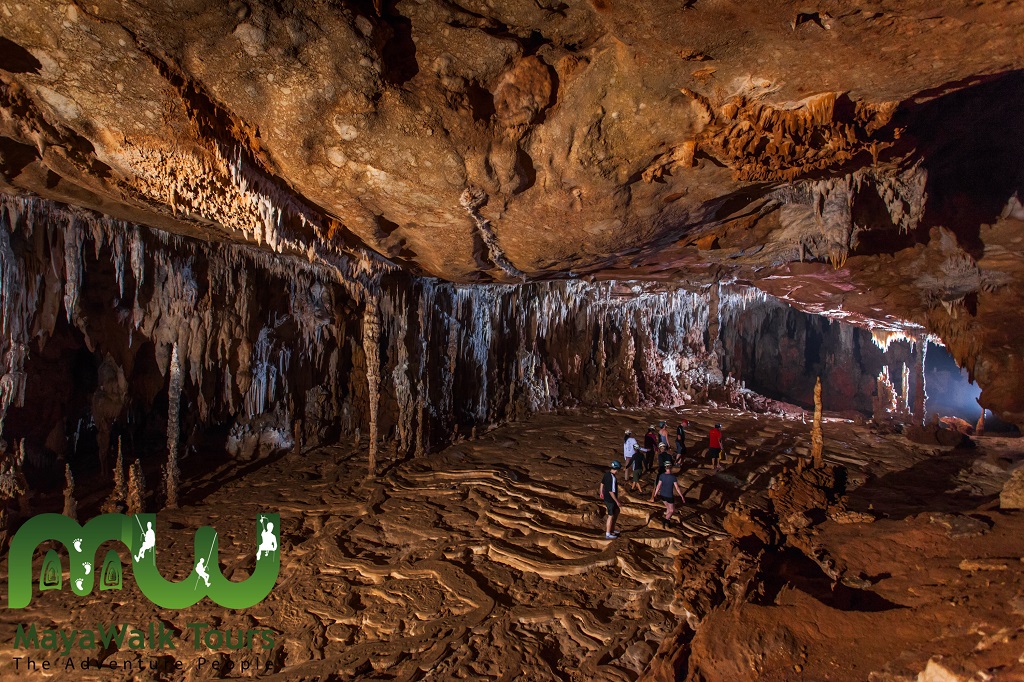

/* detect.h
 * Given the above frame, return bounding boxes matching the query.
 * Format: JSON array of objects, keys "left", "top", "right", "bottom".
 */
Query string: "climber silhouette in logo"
[
  {"left": 256, "top": 516, "right": 277, "bottom": 560},
  {"left": 134, "top": 521, "right": 156, "bottom": 561},
  {"left": 195, "top": 557, "right": 211, "bottom": 588}
]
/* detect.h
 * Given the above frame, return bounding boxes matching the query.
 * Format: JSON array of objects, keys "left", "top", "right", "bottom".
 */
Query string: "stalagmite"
[
  {"left": 62, "top": 463, "right": 77, "bottom": 520},
  {"left": 114, "top": 438, "right": 126, "bottom": 501},
  {"left": 128, "top": 459, "right": 146, "bottom": 515},
  {"left": 913, "top": 338, "right": 928, "bottom": 426},
  {"left": 811, "top": 377, "right": 824, "bottom": 468},
  {"left": 873, "top": 367, "right": 898, "bottom": 428},
  {"left": 293, "top": 419, "right": 303, "bottom": 455},
  {"left": 103, "top": 437, "right": 127, "bottom": 513},
  {"left": 363, "top": 298, "right": 382, "bottom": 476},
  {"left": 165, "top": 343, "right": 182, "bottom": 508},
  {"left": 0, "top": 441, "right": 28, "bottom": 520},
  {"left": 976, "top": 409, "right": 986, "bottom": 436},
  {"left": 15, "top": 440, "right": 28, "bottom": 516}
]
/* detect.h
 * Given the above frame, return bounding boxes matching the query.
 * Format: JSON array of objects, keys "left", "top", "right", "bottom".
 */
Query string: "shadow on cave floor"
[
  {"left": 179, "top": 438, "right": 369, "bottom": 509},
  {"left": 757, "top": 547, "right": 904, "bottom": 613},
  {"left": 843, "top": 444, "right": 997, "bottom": 520}
]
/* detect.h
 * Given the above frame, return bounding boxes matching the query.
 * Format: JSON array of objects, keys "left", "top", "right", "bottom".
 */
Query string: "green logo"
[{"left": 7, "top": 513, "right": 280, "bottom": 610}]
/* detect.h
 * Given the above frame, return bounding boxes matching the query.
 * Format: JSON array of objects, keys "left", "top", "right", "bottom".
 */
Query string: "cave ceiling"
[{"left": 1, "top": 0, "right": 1023, "bottom": 418}]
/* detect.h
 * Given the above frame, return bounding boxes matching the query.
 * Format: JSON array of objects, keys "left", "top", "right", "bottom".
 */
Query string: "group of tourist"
[{"left": 599, "top": 420, "right": 724, "bottom": 539}]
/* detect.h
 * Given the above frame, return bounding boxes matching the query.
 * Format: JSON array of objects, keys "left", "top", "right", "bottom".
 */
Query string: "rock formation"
[
  {"left": 0, "top": 440, "right": 28, "bottom": 546},
  {"left": 101, "top": 437, "right": 127, "bottom": 513},
  {"left": 127, "top": 458, "right": 145, "bottom": 516},
  {"left": 362, "top": 297, "right": 382, "bottom": 476},
  {"left": 810, "top": 377, "right": 823, "bottom": 468},
  {"left": 0, "top": 1, "right": 1022, "bottom": 423},
  {"left": 0, "top": 3, "right": 1021, "bottom": 679},
  {"left": 165, "top": 343, "right": 181, "bottom": 508},
  {"left": 61, "top": 462, "right": 76, "bottom": 520}
]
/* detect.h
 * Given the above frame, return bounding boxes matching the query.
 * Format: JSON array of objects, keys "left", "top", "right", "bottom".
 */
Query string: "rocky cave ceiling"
[{"left": 1, "top": 0, "right": 1023, "bottom": 420}]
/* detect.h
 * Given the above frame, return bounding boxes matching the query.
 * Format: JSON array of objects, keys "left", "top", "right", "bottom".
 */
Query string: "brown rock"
[{"left": 1000, "top": 468, "right": 1024, "bottom": 510}]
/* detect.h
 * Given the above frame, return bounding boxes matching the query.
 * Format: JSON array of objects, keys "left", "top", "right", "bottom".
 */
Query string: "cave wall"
[{"left": 0, "top": 197, "right": 917, "bottom": 484}]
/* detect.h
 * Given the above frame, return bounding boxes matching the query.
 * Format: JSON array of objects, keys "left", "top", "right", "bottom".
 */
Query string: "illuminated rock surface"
[{"left": 1, "top": 2, "right": 1023, "bottom": 680}]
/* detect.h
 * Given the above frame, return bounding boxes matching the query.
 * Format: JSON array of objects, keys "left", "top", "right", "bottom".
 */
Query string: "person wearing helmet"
[
  {"left": 675, "top": 419, "right": 689, "bottom": 463},
  {"left": 628, "top": 444, "right": 646, "bottom": 493},
  {"left": 623, "top": 429, "right": 645, "bottom": 470},
  {"left": 657, "top": 442, "right": 674, "bottom": 472},
  {"left": 708, "top": 423, "right": 724, "bottom": 470},
  {"left": 650, "top": 463, "right": 684, "bottom": 527},
  {"left": 599, "top": 461, "right": 623, "bottom": 539},
  {"left": 643, "top": 426, "right": 658, "bottom": 473}
]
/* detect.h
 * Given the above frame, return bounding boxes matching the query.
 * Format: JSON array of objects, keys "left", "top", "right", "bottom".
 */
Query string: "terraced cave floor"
[{"left": 1, "top": 407, "right": 1023, "bottom": 681}]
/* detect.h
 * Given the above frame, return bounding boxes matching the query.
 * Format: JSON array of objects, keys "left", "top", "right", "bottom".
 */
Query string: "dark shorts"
[
  {"left": 605, "top": 499, "right": 620, "bottom": 515},
  {"left": 659, "top": 495, "right": 674, "bottom": 503},
  {"left": 708, "top": 447, "right": 721, "bottom": 459}
]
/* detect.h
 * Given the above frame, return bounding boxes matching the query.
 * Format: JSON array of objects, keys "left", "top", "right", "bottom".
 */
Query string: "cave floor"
[{"left": 0, "top": 407, "right": 1022, "bottom": 681}]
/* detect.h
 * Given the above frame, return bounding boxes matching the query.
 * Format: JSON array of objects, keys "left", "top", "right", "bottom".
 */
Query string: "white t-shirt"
[{"left": 624, "top": 437, "right": 640, "bottom": 458}]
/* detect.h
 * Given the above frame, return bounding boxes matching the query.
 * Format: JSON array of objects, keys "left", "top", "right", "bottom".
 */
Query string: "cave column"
[
  {"left": 363, "top": 298, "right": 382, "bottom": 477},
  {"left": 165, "top": 343, "right": 181, "bottom": 508},
  {"left": 811, "top": 377, "right": 824, "bottom": 468},
  {"left": 414, "top": 289, "right": 429, "bottom": 457},
  {"left": 913, "top": 337, "right": 928, "bottom": 426}
]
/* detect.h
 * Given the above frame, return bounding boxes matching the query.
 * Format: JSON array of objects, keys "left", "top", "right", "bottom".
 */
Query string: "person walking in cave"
[
  {"left": 657, "top": 442, "right": 674, "bottom": 473},
  {"left": 675, "top": 419, "right": 689, "bottom": 463},
  {"left": 628, "top": 448, "right": 645, "bottom": 493},
  {"left": 708, "top": 423, "right": 724, "bottom": 471},
  {"left": 623, "top": 430, "right": 641, "bottom": 470},
  {"left": 643, "top": 426, "right": 658, "bottom": 473},
  {"left": 658, "top": 421, "right": 670, "bottom": 447},
  {"left": 624, "top": 430, "right": 648, "bottom": 493},
  {"left": 599, "top": 461, "right": 623, "bottom": 539},
  {"left": 650, "top": 464, "right": 685, "bottom": 527}
]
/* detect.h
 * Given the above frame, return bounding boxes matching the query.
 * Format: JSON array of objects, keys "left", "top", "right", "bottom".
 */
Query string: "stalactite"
[
  {"left": 811, "top": 377, "right": 824, "bottom": 468},
  {"left": 165, "top": 343, "right": 182, "bottom": 509},
  {"left": 363, "top": 298, "right": 382, "bottom": 477},
  {"left": 62, "top": 463, "right": 77, "bottom": 520},
  {"left": 913, "top": 338, "right": 928, "bottom": 426},
  {"left": 128, "top": 459, "right": 146, "bottom": 515}
]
